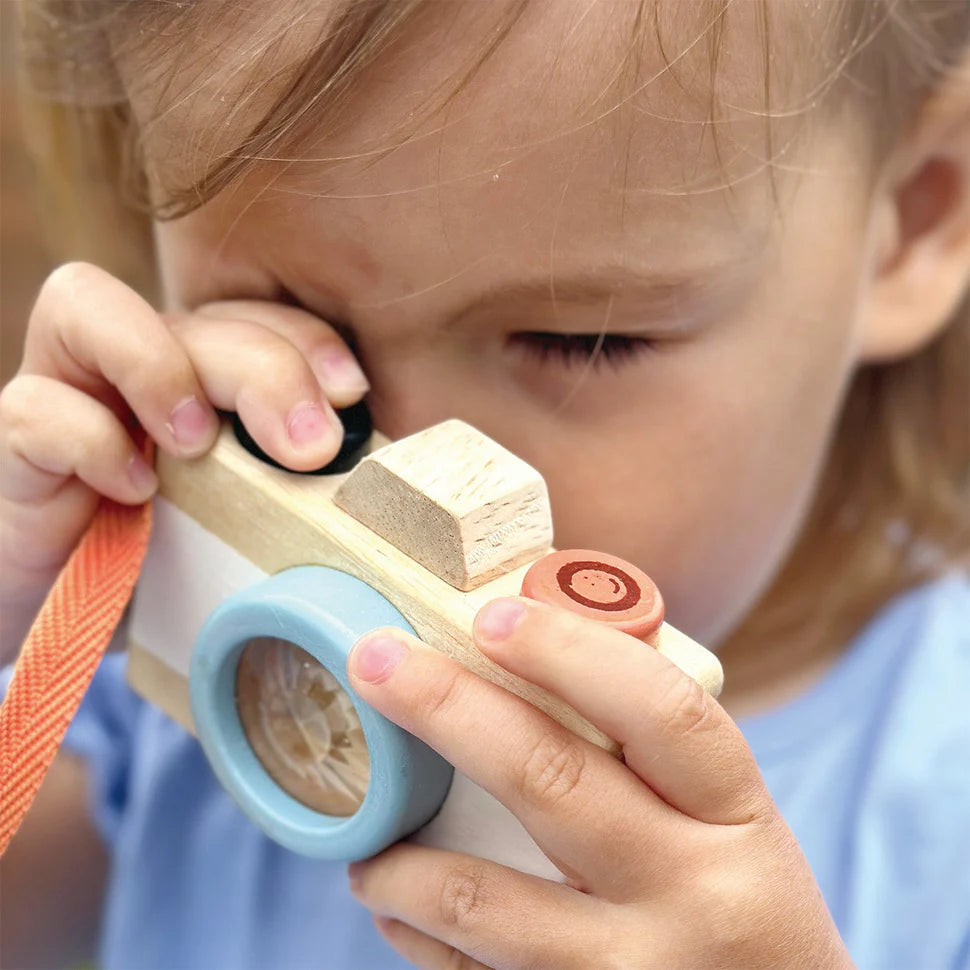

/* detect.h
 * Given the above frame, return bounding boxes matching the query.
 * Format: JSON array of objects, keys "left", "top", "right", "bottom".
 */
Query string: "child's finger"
[
  {"left": 371, "top": 916, "right": 490, "bottom": 970},
  {"left": 347, "top": 628, "right": 674, "bottom": 890},
  {"left": 0, "top": 375, "right": 157, "bottom": 505},
  {"left": 168, "top": 316, "right": 346, "bottom": 472},
  {"left": 349, "top": 843, "right": 624, "bottom": 970},
  {"left": 473, "top": 597, "right": 770, "bottom": 828},
  {"left": 20, "top": 262, "right": 219, "bottom": 458},
  {"left": 192, "top": 301, "right": 369, "bottom": 407}
]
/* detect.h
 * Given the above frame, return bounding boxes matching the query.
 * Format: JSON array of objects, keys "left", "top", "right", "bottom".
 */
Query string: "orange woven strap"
[{"left": 0, "top": 466, "right": 153, "bottom": 855}]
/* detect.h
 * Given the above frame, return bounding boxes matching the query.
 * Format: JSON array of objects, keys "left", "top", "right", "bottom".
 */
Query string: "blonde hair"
[{"left": 16, "top": 0, "right": 970, "bottom": 654}]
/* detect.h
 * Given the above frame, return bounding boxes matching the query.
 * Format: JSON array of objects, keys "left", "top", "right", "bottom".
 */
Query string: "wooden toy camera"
[{"left": 126, "top": 409, "right": 722, "bottom": 877}]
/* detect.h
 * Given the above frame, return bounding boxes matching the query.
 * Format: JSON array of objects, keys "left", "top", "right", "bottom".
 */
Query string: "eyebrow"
[{"left": 442, "top": 259, "right": 754, "bottom": 332}]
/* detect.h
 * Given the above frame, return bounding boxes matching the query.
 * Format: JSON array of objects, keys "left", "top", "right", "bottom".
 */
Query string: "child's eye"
[{"left": 508, "top": 332, "right": 652, "bottom": 369}]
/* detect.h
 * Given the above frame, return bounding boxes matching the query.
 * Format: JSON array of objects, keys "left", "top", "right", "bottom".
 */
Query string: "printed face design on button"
[
  {"left": 521, "top": 549, "right": 664, "bottom": 640},
  {"left": 557, "top": 561, "right": 642, "bottom": 612}
]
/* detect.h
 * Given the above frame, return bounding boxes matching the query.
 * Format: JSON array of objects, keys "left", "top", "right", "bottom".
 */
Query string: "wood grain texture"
[
  {"left": 335, "top": 420, "right": 554, "bottom": 591},
  {"left": 129, "top": 419, "right": 723, "bottom": 760},
  {"left": 138, "top": 422, "right": 619, "bottom": 752}
]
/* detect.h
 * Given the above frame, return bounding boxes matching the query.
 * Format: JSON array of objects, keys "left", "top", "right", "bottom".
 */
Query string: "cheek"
[
  {"left": 536, "top": 317, "right": 859, "bottom": 646},
  {"left": 361, "top": 296, "right": 859, "bottom": 650}
]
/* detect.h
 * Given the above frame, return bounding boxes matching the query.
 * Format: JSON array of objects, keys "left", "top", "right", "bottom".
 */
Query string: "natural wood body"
[
  {"left": 335, "top": 420, "right": 554, "bottom": 591},
  {"left": 127, "top": 420, "right": 723, "bottom": 759}
]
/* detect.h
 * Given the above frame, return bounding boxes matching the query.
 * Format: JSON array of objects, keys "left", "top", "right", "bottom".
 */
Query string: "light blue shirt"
[{"left": 5, "top": 573, "right": 969, "bottom": 969}]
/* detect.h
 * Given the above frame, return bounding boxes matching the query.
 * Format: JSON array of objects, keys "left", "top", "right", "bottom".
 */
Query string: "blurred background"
[{"left": 1, "top": 5, "right": 56, "bottom": 386}]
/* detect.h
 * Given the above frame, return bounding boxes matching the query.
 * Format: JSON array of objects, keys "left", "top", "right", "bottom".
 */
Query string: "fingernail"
[
  {"left": 127, "top": 453, "right": 158, "bottom": 494},
  {"left": 314, "top": 350, "right": 369, "bottom": 395},
  {"left": 475, "top": 598, "right": 526, "bottom": 642},
  {"left": 351, "top": 635, "right": 407, "bottom": 684},
  {"left": 286, "top": 402, "right": 330, "bottom": 446},
  {"left": 167, "top": 396, "right": 211, "bottom": 451}
]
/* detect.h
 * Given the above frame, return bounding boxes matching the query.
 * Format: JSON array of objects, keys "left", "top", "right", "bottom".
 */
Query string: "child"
[{"left": 1, "top": 0, "right": 968, "bottom": 967}]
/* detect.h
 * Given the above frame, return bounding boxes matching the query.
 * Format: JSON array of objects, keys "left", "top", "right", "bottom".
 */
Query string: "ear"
[{"left": 860, "top": 55, "right": 970, "bottom": 362}]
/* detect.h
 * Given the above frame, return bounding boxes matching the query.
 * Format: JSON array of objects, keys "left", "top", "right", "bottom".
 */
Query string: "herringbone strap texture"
[{"left": 0, "top": 451, "right": 153, "bottom": 855}]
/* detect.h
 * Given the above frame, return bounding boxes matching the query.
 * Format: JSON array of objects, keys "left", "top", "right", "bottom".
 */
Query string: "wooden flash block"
[
  {"left": 334, "top": 421, "right": 554, "bottom": 591},
  {"left": 127, "top": 419, "right": 723, "bottom": 757}
]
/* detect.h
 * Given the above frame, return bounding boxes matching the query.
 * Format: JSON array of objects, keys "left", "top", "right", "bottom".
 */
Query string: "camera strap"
[{"left": 0, "top": 436, "right": 154, "bottom": 856}]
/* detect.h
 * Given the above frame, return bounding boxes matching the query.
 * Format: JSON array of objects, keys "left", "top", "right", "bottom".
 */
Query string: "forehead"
[{"left": 113, "top": 0, "right": 822, "bottom": 300}]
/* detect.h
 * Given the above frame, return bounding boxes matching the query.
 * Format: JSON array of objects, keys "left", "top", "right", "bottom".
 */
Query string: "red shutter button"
[{"left": 520, "top": 549, "right": 664, "bottom": 641}]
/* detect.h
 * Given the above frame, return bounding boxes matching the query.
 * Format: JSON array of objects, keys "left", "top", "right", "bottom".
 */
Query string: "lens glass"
[{"left": 236, "top": 637, "right": 369, "bottom": 816}]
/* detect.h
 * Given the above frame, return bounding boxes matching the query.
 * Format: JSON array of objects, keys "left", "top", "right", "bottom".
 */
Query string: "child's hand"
[
  {"left": 346, "top": 599, "right": 854, "bottom": 970},
  {"left": 0, "top": 262, "right": 368, "bottom": 658}
]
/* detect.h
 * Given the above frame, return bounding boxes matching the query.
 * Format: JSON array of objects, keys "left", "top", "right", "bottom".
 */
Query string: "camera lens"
[{"left": 235, "top": 637, "right": 369, "bottom": 816}]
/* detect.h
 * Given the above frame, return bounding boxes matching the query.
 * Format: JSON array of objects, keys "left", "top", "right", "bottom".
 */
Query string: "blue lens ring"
[{"left": 189, "top": 565, "right": 454, "bottom": 860}]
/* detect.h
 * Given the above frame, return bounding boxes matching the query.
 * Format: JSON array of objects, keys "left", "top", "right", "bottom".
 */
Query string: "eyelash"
[{"left": 509, "top": 332, "right": 652, "bottom": 369}]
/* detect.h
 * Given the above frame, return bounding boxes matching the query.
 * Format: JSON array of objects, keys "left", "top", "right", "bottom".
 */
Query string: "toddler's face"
[{"left": 131, "top": 2, "right": 879, "bottom": 645}]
